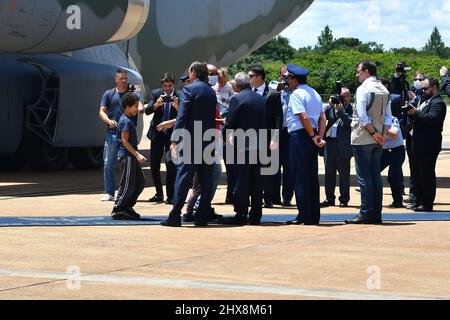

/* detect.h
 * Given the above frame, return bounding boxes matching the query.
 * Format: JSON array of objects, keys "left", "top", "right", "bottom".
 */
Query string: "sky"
[{"left": 280, "top": 0, "right": 450, "bottom": 50}]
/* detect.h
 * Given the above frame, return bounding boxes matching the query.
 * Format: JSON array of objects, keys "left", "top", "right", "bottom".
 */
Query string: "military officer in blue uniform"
[{"left": 284, "top": 64, "right": 326, "bottom": 225}]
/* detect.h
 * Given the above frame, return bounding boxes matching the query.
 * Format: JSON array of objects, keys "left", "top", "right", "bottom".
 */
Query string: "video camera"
[
  {"left": 396, "top": 62, "right": 412, "bottom": 74},
  {"left": 329, "top": 81, "right": 343, "bottom": 105}
]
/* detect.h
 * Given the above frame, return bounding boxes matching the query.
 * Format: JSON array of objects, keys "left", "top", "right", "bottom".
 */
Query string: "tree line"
[{"left": 229, "top": 26, "right": 450, "bottom": 95}]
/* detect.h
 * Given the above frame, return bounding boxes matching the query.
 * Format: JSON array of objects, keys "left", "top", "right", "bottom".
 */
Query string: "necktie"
[
  {"left": 163, "top": 102, "right": 171, "bottom": 122},
  {"left": 254, "top": 88, "right": 258, "bottom": 93},
  {"left": 163, "top": 102, "right": 171, "bottom": 135}
]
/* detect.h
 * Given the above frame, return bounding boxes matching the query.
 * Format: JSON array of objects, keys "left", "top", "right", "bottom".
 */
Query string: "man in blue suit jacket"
[
  {"left": 222, "top": 72, "right": 267, "bottom": 225},
  {"left": 161, "top": 61, "right": 218, "bottom": 227}
]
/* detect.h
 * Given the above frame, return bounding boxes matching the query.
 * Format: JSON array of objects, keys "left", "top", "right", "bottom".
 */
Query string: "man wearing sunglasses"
[{"left": 407, "top": 78, "right": 447, "bottom": 212}]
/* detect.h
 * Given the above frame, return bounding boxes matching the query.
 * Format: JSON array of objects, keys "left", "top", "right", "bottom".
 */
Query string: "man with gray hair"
[{"left": 222, "top": 72, "right": 267, "bottom": 225}]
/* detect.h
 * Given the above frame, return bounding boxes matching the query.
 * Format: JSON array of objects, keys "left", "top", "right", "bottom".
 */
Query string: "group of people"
[{"left": 98, "top": 58, "right": 449, "bottom": 226}]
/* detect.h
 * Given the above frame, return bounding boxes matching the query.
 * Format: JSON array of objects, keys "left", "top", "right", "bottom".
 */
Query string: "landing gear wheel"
[
  {"left": 28, "top": 137, "right": 69, "bottom": 172},
  {"left": 70, "top": 147, "right": 104, "bottom": 170}
]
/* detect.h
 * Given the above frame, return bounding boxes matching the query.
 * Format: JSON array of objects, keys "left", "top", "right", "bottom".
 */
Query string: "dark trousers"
[
  {"left": 223, "top": 143, "right": 237, "bottom": 199},
  {"left": 150, "top": 136, "right": 176, "bottom": 199},
  {"left": 413, "top": 151, "right": 439, "bottom": 209},
  {"left": 381, "top": 146, "right": 405, "bottom": 204},
  {"left": 170, "top": 162, "right": 214, "bottom": 223},
  {"left": 263, "top": 147, "right": 280, "bottom": 204},
  {"left": 233, "top": 152, "right": 263, "bottom": 222},
  {"left": 274, "top": 128, "right": 294, "bottom": 203},
  {"left": 353, "top": 144, "right": 383, "bottom": 221},
  {"left": 324, "top": 139, "right": 351, "bottom": 205},
  {"left": 406, "top": 134, "right": 416, "bottom": 200},
  {"left": 114, "top": 156, "right": 145, "bottom": 211},
  {"left": 290, "top": 130, "right": 320, "bottom": 224}
]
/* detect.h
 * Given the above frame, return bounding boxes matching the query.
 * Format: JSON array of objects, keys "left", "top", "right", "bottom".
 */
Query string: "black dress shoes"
[
  {"left": 388, "top": 202, "right": 405, "bottom": 209},
  {"left": 222, "top": 216, "right": 247, "bottom": 226},
  {"left": 272, "top": 200, "right": 282, "bottom": 206},
  {"left": 413, "top": 205, "right": 433, "bottom": 212},
  {"left": 165, "top": 198, "right": 174, "bottom": 205},
  {"left": 149, "top": 195, "right": 164, "bottom": 203},
  {"left": 282, "top": 201, "right": 294, "bottom": 207},
  {"left": 160, "top": 218, "right": 182, "bottom": 227},
  {"left": 286, "top": 219, "right": 305, "bottom": 225},
  {"left": 264, "top": 201, "right": 274, "bottom": 209},
  {"left": 194, "top": 220, "right": 208, "bottom": 227},
  {"left": 209, "top": 212, "right": 223, "bottom": 222},
  {"left": 339, "top": 203, "right": 349, "bottom": 208},
  {"left": 183, "top": 213, "right": 195, "bottom": 222},
  {"left": 345, "top": 216, "right": 382, "bottom": 225},
  {"left": 320, "top": 200, "right": 335, "bottom": 208}
]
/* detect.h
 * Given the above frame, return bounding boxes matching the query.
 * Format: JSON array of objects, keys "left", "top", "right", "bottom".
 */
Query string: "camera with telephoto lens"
[
  {"left": 396, "top": 62, "right": 412, "bottom": 74},
  {"left": 329, "top": 81, "right": 343, "bottom": 105},
  {"left": 127, "top": 84, "right": 136, "bottom": 93}
]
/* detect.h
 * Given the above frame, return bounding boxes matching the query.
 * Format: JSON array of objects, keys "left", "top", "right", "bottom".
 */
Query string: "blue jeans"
[
  {"left": 353, "top": 144, "right": 383, "bottom": 220},
  {"left": 103, "top": 132, "right": 119, "bottom": 196}
]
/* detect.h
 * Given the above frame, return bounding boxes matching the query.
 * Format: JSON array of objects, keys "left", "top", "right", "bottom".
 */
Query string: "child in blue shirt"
[{"left": 112, "top": 93, "right": 147, "bottom": 220}]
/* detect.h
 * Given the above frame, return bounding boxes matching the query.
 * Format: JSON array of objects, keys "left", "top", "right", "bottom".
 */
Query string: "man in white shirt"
[{"left": 346, "top": 60, "right": 392, "bottom": 225}]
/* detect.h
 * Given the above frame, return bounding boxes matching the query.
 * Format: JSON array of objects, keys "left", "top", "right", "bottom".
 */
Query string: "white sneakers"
[{"left": 101, "top": 194, "right": 115, "bottom": 202}]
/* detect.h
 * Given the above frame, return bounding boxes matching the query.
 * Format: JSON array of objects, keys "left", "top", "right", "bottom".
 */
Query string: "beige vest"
[{"left": 351, "top": 80, "right": 390, "bottom": 145}]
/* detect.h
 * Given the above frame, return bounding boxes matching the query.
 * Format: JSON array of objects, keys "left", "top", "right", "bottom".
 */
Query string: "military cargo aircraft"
[{"left": 0, "top": 0, "right": 313, "bottom": 171}]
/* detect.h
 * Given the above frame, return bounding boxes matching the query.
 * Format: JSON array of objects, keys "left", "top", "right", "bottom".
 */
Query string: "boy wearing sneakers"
[{"left": 112, "top": 93, "right": 147, "bottom": 220}]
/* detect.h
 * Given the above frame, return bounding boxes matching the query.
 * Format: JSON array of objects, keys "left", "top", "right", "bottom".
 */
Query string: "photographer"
[
  {"left": 391, "top": 62, "right": 411, "bottom": 119},
  {"left": 321, "top": 87, "right": 353, "bottom": 208},
  {"left": 404, "top": 72, "right": 426, "bottom": 205},
  {"left": 99, "top": 68, "right": 144, "bottom": 202},
  {"left": 145, "top": 73, "right": 180, "bottom": 205}
]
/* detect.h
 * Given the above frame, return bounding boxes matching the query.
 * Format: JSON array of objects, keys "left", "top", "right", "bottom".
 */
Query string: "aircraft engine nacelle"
[{"left": 0, "top": 0, "right": 150, "bottom": 53}]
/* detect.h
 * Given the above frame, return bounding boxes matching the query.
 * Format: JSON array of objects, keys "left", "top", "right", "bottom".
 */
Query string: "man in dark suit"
[
  {"left": 249, "top": 65, "right": 283, "bottom": 208},
  {"left": 145, "top": 73, "right": 180, "bottom": 205},
  {"left": 407, "top": 77, "right": 447, "bottom": 212},
  {"left": 222, "top": 72, "right": 267, "bottom": 225},
  {"left": 161, "top": 61, "right": 217, "bottom": 227},
  {"left": 321, "top": 87, "right": 353, "bottom": 208}
]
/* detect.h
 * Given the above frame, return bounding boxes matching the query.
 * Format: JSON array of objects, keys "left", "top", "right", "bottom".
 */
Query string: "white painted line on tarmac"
[{"left": 0, "top": 268, "right": 443, "bottom": 300}]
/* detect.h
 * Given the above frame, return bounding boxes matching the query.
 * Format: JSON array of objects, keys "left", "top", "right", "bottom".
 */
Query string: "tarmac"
[{"left": 1, "top": 111, "right": 450, "bottom": 300}]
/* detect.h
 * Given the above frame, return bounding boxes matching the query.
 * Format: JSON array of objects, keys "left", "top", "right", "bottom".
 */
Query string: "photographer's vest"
[{"left": 351, "top": 79, "right": 390, "bottom": 145}]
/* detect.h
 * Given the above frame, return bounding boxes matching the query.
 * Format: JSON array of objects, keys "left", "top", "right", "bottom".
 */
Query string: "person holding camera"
[
  {"left": 407, "top": 78, "right": 447, "bottom": 212},
  {"left": 99, "top": 68, "right": 144, "bottom": 202},
  {"left": 321, "top": 87, "right": 353, "bottom": 208},
  {"left": 391, "top": 62, "right": 411, "bottom": 120},
  {"left": 145, "top": 73, "right": 180, "bottom": 205},
  {"left": 346, "top": 60, "right": 392, "bottom": 225},
  {"left": 404, "top": 72, "right": 426, "bottom": 205}
]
